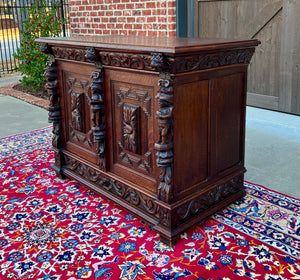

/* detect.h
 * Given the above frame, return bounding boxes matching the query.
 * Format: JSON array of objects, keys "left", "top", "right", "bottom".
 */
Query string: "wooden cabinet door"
[
  {"left": 104, "top": 69, "right": 159, "bottom": 194},
  {"left": 58, "top": 61, "right": 99, "bottom": 164}
]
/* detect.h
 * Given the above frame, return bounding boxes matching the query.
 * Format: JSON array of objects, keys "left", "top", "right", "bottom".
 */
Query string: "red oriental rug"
[{"left": 0, "top": 127, "right": 299, "bottom": 280}]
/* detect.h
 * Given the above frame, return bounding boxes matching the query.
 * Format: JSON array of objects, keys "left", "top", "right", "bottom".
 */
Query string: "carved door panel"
[
  {"left": 59, "top": 62, "right": 99, "bottom": 164},
  {"left": 105, "top": 69, "right": 159, "bottom": 193}
]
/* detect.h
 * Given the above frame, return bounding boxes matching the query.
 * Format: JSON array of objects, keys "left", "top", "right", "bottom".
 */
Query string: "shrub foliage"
[{"left": 14, "top": 1, "right": 65, "bottom": 90}]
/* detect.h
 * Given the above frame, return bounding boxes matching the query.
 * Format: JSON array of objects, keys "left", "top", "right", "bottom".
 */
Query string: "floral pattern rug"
[{"left": 0, "top": 127, "right": 299, "bottom": 280}]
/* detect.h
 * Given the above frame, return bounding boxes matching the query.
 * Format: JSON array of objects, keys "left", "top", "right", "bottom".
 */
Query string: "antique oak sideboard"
[{"left": 37, "top": 35, "right": 260, "bottom": 246}]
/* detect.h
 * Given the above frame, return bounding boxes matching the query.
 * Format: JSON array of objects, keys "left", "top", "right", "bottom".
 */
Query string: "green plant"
[{"left": 14, "top": 1, "right": 65, "bottom": 90}]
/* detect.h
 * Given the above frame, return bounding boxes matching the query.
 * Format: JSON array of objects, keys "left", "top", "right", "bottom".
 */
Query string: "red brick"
[
  {"left": 88, "top": 29, "right": 95, "bottom": 34},
  {"left": 107, "top": 23, "right": 116, "bottom": 28},
  {"left": 90, "top": 11, "right": 98, "bottom": 16},
  {"left": 80, "top": 17, "right": 86, "bottom": 22},
  {"left": 86, "top": 6, "right": 93, "bottom": 10},
  {"left": 118, "top": 17, "right": 126, "bottom": 23},
  {"left": 168, "top": 1, "right": 176, "bottom": 8},
  {"left": 108, "top": 4, "right": 116, "bottom": 9},
  {"left": 100, "top": 4, "right": 108, "bottom": 10},
  {"left": 99, "top": 24, "right": 107, "bottom": 28},
  {"left": 120, "top": 30, "right": 128, "bottom": 35},
  {"left": 123, "top": 10, "right": 131, "bottom": 16},
  {"left": 125, "top": 3, "right": 134, "bottom": 9},
  {"left": 135, "top": 3, "right": 145, "bottom": 9},
  {"left": 142, "top": 10, "right": 151, "bottom": 16},
  {"left": 168, "top": 23, "right": 176, "bottom": 30},
  {"left": 92, "top": 23, "right": 99, "bottom": 28},
  {"left": 144, "top": 24, "right": 152, "bottom": 30},
  {"left": 98, "top": 11, "right": 105, "bottom": 16},
  {"left": 136, "top": 17, "right": 145, "bottom": 23},
  {"left": 158, "top": 30, "right": 167, "bottom": 36},
  {"left": 114, "top": 10, "right": 122, "bottom": 16},
  {"left": 95, "top": 29, "right": 103, "bottom": 34},
  {"left": 93, "top": 5, "right": 101, "bottom": 10},
  {"left": 116, "top": 23, "right": 123, "bottom": 28},
  {"left": 157, "top": 16, "right": 167, "bottom": 23},
  {"left": 79, "top": 6, "right": 85, "bottom": 11},
  {"left": 146, "top": 2, "right": 156, "bottom": 9},
  {"left": 103, "top": 29, "right": 110, "bottom": 34},
  {"left": 168, "top": 30, "right": 177, "bottom": 37},
  {"left": 102, "top": 17, "right": 109, "bottom": 22},
  {"left": 110, "top": 17, "right": 117, "bottom": 22},
  {"left": 124, "top": 24, "right": 133, "bottom": 29},
  {"left": 127, "top": 17, "right": 135, "bottom": 23},
  {"left": 133, "top": 10, "right": 141, "bottom": 16},
  {"left": 93, "top": 17, "right": 100, "bottom": 22},
  {"left": 80, "top": 29, "right": 88, "bottom": 33},
  {"left": 137, "top": 31, "right": 147, "bottom": 36},
  {"left": 147, "top": 31, "right": 158, "bottom": 36},
  {"left": 134, "top": 24, "right": 142, "bottom": 29},
  {"left": 128, "top": 30, "right": 137, "bottom": 35},
  {"left": 111, "top": 30, "right": 119, "bottom": 35},
  {"left": 105, "top": 11, "right": 113, "bottom": 16},
  {"left": 117, "top": 4, "right": 125, "bottom": 9},
  {"left": 147, "top": 16, "right": 156, "bottom": 23},
  {"left": 168, "top": 16, "right": 176, "bottom": 24},
  {"left": 168, "top": 8, "right": 176, "bottom": 16},
  {"left": 152, "top": 9, "right": 166, "bottom": 16}
]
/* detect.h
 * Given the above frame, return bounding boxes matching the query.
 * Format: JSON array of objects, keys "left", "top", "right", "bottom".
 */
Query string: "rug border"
[
  {"left": 244, "top": 180, "right": 300, "bottom": 202},
  {"left": 0, "top": 126, "right": 52, "bottom": 141}
]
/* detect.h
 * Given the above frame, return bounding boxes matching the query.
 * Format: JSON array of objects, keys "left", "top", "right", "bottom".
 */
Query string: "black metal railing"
[{"left": 0, "top": 0, "right": 69, "bottom": 75}]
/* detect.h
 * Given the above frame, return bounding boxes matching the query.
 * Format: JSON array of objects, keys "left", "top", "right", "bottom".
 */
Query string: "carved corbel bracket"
[
  {"left": 155, "top": 75, "right": 174, "bottom": 205},
  {"left": 90, "top": 70, "right": 106, "bottom": 170}
]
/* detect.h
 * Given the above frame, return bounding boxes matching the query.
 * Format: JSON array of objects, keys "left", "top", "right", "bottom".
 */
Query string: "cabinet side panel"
[
  {"left": 210, "top": 72, "right": 245, "bottom": 175},
  {"left": 174, "top": 80, "right": 209, "bottom": 195}
]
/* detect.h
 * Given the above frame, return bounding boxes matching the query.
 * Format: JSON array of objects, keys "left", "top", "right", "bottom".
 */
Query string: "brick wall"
[{"left": 69, "top": 0, "right": 177, "bottom": 37}]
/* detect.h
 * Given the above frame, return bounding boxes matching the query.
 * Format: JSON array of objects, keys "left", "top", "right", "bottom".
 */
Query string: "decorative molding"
[
  {"left": 176, "top": 175, "right": 243, "bottom": 223},
  {"left": 64, "top": 155, "right": 159, "bottom": 217},
  {"left": 155, "top": 76, "right": 174, "bottom": 204},
  {"left": 51, "top": 47, "right": 95, "bottom": 63},
  {"left": 46, "top": 45, "right": 254, "bottom": 74},
  {"left": 90, "top": 71, "right": 106, "bottom": 170},
  {"left": 173, "top": 49, "right": 255, "bottom": 73},
  {"left": 98, "top": 51, "right": 153, "bottom": 71}
]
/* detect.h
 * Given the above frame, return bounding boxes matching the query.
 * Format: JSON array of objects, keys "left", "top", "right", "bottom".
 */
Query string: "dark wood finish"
[{"left": 38, "top": 35, "right": 259, "bottom": 246}]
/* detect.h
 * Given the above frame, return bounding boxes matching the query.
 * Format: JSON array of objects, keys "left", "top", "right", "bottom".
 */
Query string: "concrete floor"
[{"left": 0, "top": 75, "right": 299, "bottom": 199}]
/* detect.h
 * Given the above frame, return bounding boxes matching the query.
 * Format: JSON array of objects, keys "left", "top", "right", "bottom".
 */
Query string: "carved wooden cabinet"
[{"left": 37, "top": 35, "right": 259, "bottom": 245}]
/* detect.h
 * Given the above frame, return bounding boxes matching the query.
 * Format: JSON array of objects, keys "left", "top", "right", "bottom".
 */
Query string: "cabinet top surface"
[{"left": 37, "top": 35, "right": 260, "bottom": 54}]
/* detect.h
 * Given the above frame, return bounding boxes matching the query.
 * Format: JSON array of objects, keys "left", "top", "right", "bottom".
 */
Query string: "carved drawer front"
[
  {"left": 107, "top": 71, "right": 158, "bottom": 192},
  {"left": 60, "top": 64, "right": 99, "bottom": 164}
]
